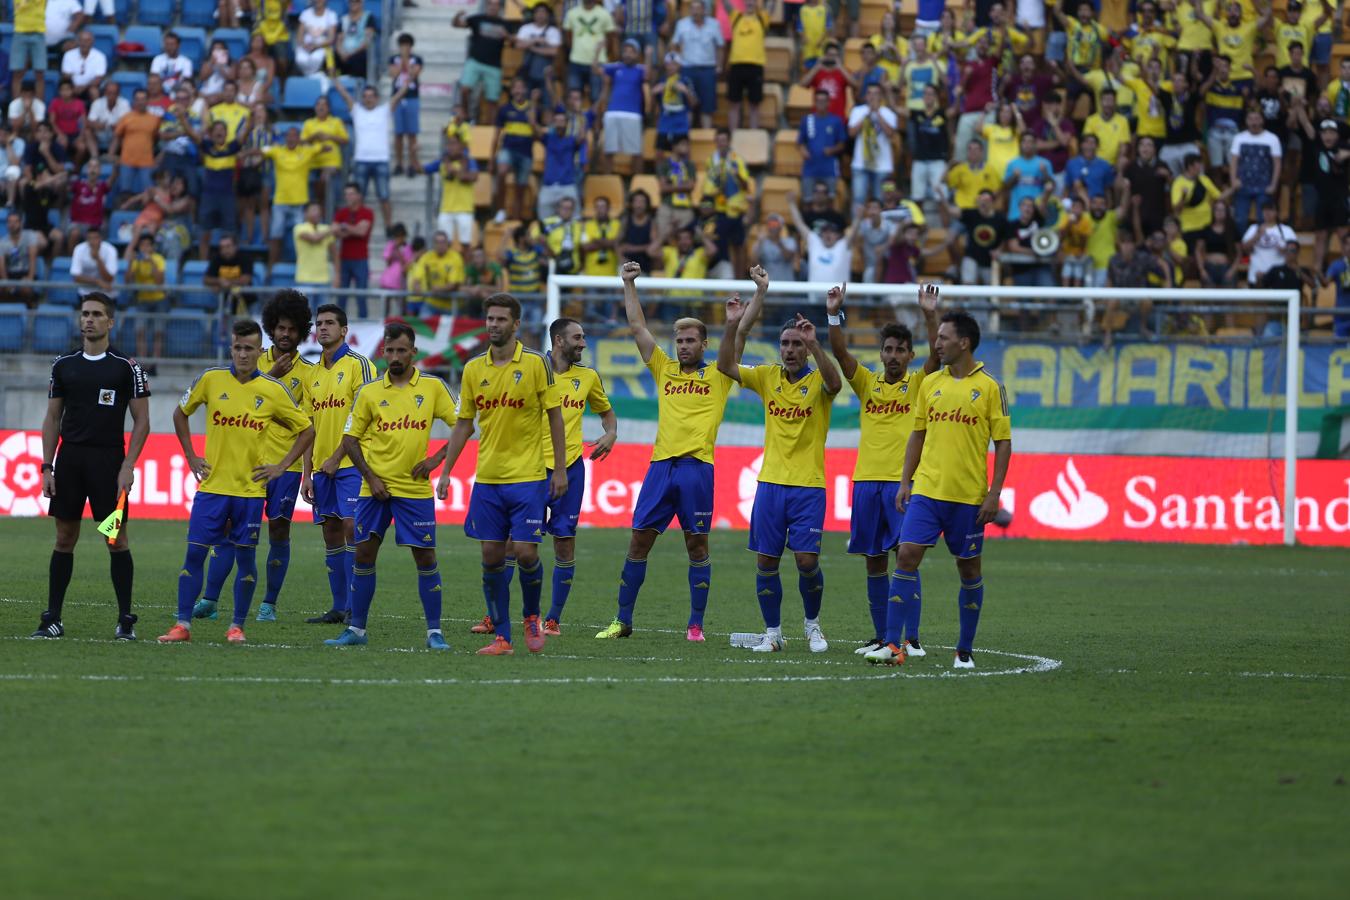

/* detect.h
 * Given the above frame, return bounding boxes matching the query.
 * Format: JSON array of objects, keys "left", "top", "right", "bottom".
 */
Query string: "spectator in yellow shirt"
[
  {"left": 125, "top": 232, "right": 167, "bottom": 358},
  {"left": 945, "top": 139, "right": 1005, "bottom": 211},
  {"left": 581, "top": 196, "right": 622, "bottom": 277},
  {"left": 263, "top": 128, "right": 322, "bottom": 270},
  {"left": 293, "top": 201, "right": 338, "bottom": 306},
  {"left": 301, "top": 96, "right": 350, "bottom": 219},
  {"left": 1083, "top": 89, "right": 1134, "bottom": 168},
  {"left": 410, "top": 231, "right": 466, "bottom": 314},
  {"left": 721, "top": 0, "right": 770, "bottom": 130},
  {"left": 1195, "top": 0, "right": 1272, "bottom": 87}
]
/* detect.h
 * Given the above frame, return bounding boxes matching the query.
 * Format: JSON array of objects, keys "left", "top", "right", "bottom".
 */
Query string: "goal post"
[{"left": 545, "top": 273, "right": 1305, "bottom": 546}]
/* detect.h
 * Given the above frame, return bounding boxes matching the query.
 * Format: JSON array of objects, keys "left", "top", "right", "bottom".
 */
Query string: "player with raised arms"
[
  {"left": 866, "top": 310, "right": 1012, "bottom": 668},
  {"left": 191, "top": 290, "right": 315, "bottom": 623},
  {"left": 718, "top": 293, "right": 842, "bottom": 654},
  {"left": 424, "top": 293, "right": 567, "bottom": 656},
  {"left": 159, "top": 320, "right": 314, "bottom": 644},
  {"left": 594, "top": 262, "right": 763, "bottom": 642},
  {"left": 826, "top": 283, "right": 941, "bottom": 658},
  {"left": 324, "top": 322, "right": 458, "bottom": 649},
  {"left": 301, "top": 303, "right": 376, "bottom": 625}
]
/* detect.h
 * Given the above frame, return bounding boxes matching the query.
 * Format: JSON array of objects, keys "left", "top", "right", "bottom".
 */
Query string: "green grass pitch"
[{"left": 0, "top": 518, "right": 1347, "bottom": 899}]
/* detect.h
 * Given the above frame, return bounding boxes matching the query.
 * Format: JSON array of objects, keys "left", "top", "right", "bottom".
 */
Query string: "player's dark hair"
[
  {"left": 941, "top": 311, "right": 981, "bottom": 353},
  {"left": 81, "top": 292, "right": 115, "bottom": 317},
  {"left": 780, "top": 317, "right": 807, "bottom": 336},
  {"left": 484, "top": 292, "right": 522, "bottom": 320},
  {"left": 880, "top": 322, "right": 913, "bottom": 350},
  {"left": 232, "top": 318, "right": 263, "bottom": 340},
  {"left": 384, "top": 322, "right": 416, "bottom": 345},
  {"left": 549, "top": 317, "right": 580, "bottom": 344},
  {"left": 316, "top": 303, "right": 347, "bottom": 328},
  {"left": 262, "top": 290, "right": 313, "bottom": 341}
]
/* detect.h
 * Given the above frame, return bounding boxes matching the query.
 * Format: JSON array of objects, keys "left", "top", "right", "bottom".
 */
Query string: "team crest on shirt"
[
  {"left": 799, "top": 385, "right": 808, "bottom": 396},
  {"left": 697, "top": 368, "right": 705, "bottom": 378},
  {"left": 900, "top": 383, "right": 909, "bottom": 393},
  {"left": 571, "top": 378, "right": 580, "bottom": 391},
  {"left": 414, "top": 395, "right": 424, "bottom": 408},
  {"left": 290, "top": 377, "right": 300, "bottom": 390},
  {"left": 336, "top": 372, "right": 345, "bottom": 384},
  {"left": 513, "top": 370, "right": 523, "bottom": 383},
  {"left": 971, "top": 389, "right": 981, "bottom": 402},
  {"left": 253, "top": 396, "right": 264, "bottom": 409},
  {"left": 98, "top": 389, "right": 116, "bottom": 406}
]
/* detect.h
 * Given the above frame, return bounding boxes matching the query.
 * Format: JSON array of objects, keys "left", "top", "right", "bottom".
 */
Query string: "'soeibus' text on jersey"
[
  {"left": 344, "top": 367, "right": 457, "bottom": 499},
  {"left": 646, "top": 345, "right": 734, "bottom": 464},
  {"left": 180, "top": 368, "right": 310, "bottom": 497},
  {"left": 911, "top": 363, "right": 1012, "bottom": 505},
  {"left": 308, "top": 343, "right": 376, "bottom": 468},
  {"left": 259, "top": 346, "right": 316, "bottom": 473},
  {"left": 846, "top": 366, "right": 925, "bottom": 482},
  {"left": 458, "top": 341, "right": 559, "bottom": 483},
  {"left": 540, "top": 359, "right": 613, "bottom": 469},
  {"left": 738, "top": 364, "right": 835, "bottom": 488}
]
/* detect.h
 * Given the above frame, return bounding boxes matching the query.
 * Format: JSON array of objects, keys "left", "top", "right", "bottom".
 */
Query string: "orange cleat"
[
  {"left": 476, "top": 635, "right": 514, "bottom": 656},
  {"left": 226, "top": 626, "right": 246, "bottom": 644},
  {"left": 470, "top": 615, "right": 495, "bottom": 634},
  {"left": 523, "top": 615, "right": 546, "bottom": 653},
  {"left": 543, "top": 618, "right": 561, "bottom": 637},
  {"left": 157, "top": 624, "right": 191, "bottom": 643}
]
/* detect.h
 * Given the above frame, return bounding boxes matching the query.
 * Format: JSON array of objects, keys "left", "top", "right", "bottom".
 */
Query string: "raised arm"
[
  {"left": 619, "top": 260, "right": 657, "bottom": 362},
  {"left": 825, "top": 283, "right": 858, "bottom": 379},
  {"left": 798, "top": 314, "right": 841, "bottom": 394},
  {"left": 717, "top": 294, "right": 747, "bottom": 383},
  {"left": 734, "top": 264, "right": 770, "bottom": 360},
  {"left": 918, "top": 282, "right": 941, "bottom": 374}
]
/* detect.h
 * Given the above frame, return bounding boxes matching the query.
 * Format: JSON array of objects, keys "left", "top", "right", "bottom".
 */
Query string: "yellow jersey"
[
  {"left": 945, "top": 162, "right": 1004, "bottom": 210},
  {"left": 255, "top": 0, "right": 290, "bottom": 45},
  {"left": 308, "top": 343, "right": 376, "bottom": 469},
  {"left": 1172, "top": 173, "right": 1220, "bottom": 233},
  {"left": 1300, "top": 2, "right": 1333, "bottom": 37},
  {"left": 847, "top": 366, "right": 925, "bottom": 482},
  {"left": 263, "top": 143, "right": 320, "bottom": 206},
  {"left": 14, "top": 0, "right": 45, "bottom": 33},
  {"left": 645, "top": 345, "right": 734, "bottom": 464},
  {"left": 798, "top": 4, "right": 832, "bottom": 62},
  {"left": 128, "top": 253, "right": 167, "bottom": 304},
  {"left": 301, "top": 116, "right": 348, "bottom": 169},
  {"left": 1129, "top": 78, "right": 1166, "bottom": 139},
  {"left": 344, "top": 368, "right": 458, "bottom": 499},
  {"left": 210, "top": 102, "right": 251, "bottom": 141},
  {"left": 729, "top": 10, "right": 770, "bottom": 67},
  {"left": 180, "top": 367, "right": 310, "bottom": 498},
  {"left": 1083, "top": 112, "right": 1133, "bottom": 167},
  {"left": 1086, "top": 210, "right": 1120, "bottom": 269},
  {"left": 911, "top": 363, "right": 1011, "bottom": 506},
  {"left": 581, "top": 218, "right": 622, "bottom": 277},
  {"left": 457, "top": 341, "right": 559, "bottom": 484},
  {"left": 1272, "top": 21, "right": 1312, "bottom": 69},
  {"left": 1176, "top": 0, "right": 1215, "bottom": 50},
  {"left": 540, "top": 360, "right": 612, "bottom": 469},
  {"left": 1066, "top": 18, "right": 1111, "bottom": 69},
  {"left": 738, "top": 364, "right": 836, "bottom": 489},
  {"left": 1213, "top": 18, "right": 1259, "bottom": 76},
  {"left": 439, "top": 158, "right": 477, "bottom": 215},
  {"left": 259, "top": 347, "right": 315, "bottom": 473},
  {"left": 417, "top": 250, "right": 466, "bottom": 312},
  {"left": 1127, "top": 26, "right": 1176, "bottom": 70},
  {"left": 981, "top": 123, "right": 1017, "bottom": 181}
]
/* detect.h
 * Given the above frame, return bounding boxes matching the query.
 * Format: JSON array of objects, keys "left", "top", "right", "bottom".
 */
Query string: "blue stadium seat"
[
  {"left": 0, "top": 25, "right": 13, "bottom": 58},
  {"left": 109, "top": 210, "right": 140, "bottom": 246},
  {"left": 33, "top": 305, "right": 77, "bottom": 354},
  {"left": 110, "top": 71, "right": 149, "bottom": 96},
  {"left": 328, "top": 78, "right": 361, "bottom": 121},
  {"left": 165, "top": 311, "right": 213, "bottom": 358},
  {"left": 47, "top": 259, "right": 79, "bottom": 307},
  {"left": 178, "top": 260, "right": 217, "bottom": 311},
  {"left": 282, "top": 77, "right": 324, "bottom": 113},
  {"left": 114, "top": 314, "right": 137, "bottom": 349},
  {"left": 212, "top": 28, "right": 250, "bottom": 62},
  {"left": 119, "top": 27, "right": 162, "bottom": 62},
  {"left": 87, "top": 25, "right": 119, "bottom": 61},
  {"left": 273, "top": 121, "right": 304, "bottom": 141},
  {"left": 269, "top": 264, "right": 296, "bottom": 290},
  {"left": 174, "top": 27, "right": 208, "bottom": 70},
  {"left": 136, "top": 0, "right": 177, "bottom": 27},
  {"left": 0, "top": 303, "right": 27, "bottom": 353},
  {"left": 181, "top": 0, "right": 219, "bottom": 28}
]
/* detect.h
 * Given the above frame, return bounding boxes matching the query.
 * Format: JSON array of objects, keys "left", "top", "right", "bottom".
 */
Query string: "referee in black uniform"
[{"left": 35, "top": 293, "right": 151, "bottom": 639}]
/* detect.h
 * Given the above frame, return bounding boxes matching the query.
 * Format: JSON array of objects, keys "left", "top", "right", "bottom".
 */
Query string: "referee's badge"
[{"left": 98, "top": 389, "right": 116, "bottom": 406}]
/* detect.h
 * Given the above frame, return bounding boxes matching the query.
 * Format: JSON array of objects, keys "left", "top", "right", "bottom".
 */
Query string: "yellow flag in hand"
[{"left": 97, "top": 491, "right": 127, "bottom": 544}]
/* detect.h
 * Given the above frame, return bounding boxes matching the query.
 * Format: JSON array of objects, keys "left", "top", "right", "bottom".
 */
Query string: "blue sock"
[
  {"left": 485, "top": 555, "right": 517, "bottom": 617},
  {"left": 264, "top": 540, "right": 290, "bottom": 605},
  {"left": 866, "top": 571, "right": 888, "bottom": 641},
  {"left": 688, "top": 558, "right": 711, "bottom": 626},
  {"left": 798, "top": 565, "right": 824, "bottom": 620},
  {"left": 886, "top": 568, "right": 921, "bottom": 648},
  {"left": 176, "top": 543, "right": 210, "bottom": 622},
  {"left": 615, "top": 557, "right": 647, "bottom": 626},
  {"left": 482, "top": 564, "right": 512, "bottom": 643},
  {"left": 756, "top": 566, "right": 782, "bottom": 629},
  {"left": 202, "top": 543, "right": 235, "bottom": 602},
  {"left": 417, "top": 565, "right": 442, "bottom": 630},
  {"left": 905, "top": 585, "right": 924, "bottom": 643},
  {"left": 323, "top": 546, "right": 346, "bottom": 613},
  {"left": 342, "top": 546, "right": 356, "bottom": 613},
  {"left": 519, "top": 559, "right": 544, "bottom": 619},
  {"left": 350, "top": 564, "right": 376, "bottom": 630},
  {"left": 231, "top": 545, "right": 259, "bottom": 627},
  {"left": 957, "top": 577, "right": 984, "bottom": 653},
  {"left": 546, "top": 559, "right": 575, "bottom": 622}
]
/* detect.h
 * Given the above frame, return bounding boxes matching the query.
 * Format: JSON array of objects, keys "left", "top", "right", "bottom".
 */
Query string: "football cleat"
[
  {"left": 31, "top": 611, "right": 63, "bottom": 638},
  {"left": 904, "top": 639, "right": 926, "bottom": 658},
  {"left": 804, "top": 620, "right": 828, "bottom": 653},
  {"left": 477, "top": 636, "right": 514, "bottom": 656},
  {"left": 115, "top": 614, "right": 138, "bottom": 641},
  {"left": 191, "top": 599, "right": 218, "bottom": 620},
  {"left": 226, "top": 626, "right": 247, "bottom": 644},
  {"left": 157, "top": 624, "right": 191, "bottom": 643},
  {"left": 686, "top": 624, "right": 706, "bottom": 642},
  {"left": 953, "top": 651, "right": 975, "bottom": 670},
  {"left": 306, "top": 610, "right": 346, "bottom": 624},
  {"left": 864, "top": 643, "right": 907, "bottom": 666},
  {"left": 854, "top": 638, "right": 885, "bottom": 656},
  {"left": 324, "top": 628, "right": 368, "bottom": 647},
  {"left": 543, "top": 618, "right": 561, "bottom": 636},
  {"left": 426, "top": 632, "right": 450, "bottom": 651},
  {"left": 594, "top": 619, "right": 633, "bottom": 639},
  {"left": 749, "top": 632, "right": 783, "bottom": 653},
  {"left": 470, "top": 615, "right": 495, "bottom": 634},
  {"left": 523, "top": 615, "right": 546, "bottom": 653},
  {"left": 255, "top": 602, "right": 277, "bottom": 622}
]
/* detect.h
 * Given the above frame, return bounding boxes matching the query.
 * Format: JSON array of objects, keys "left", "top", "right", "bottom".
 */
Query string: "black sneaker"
[
  {"left": 306, "top": 610, "right": 346, "bottom": 624},
  {"left": 115, "top": 613, "right": 138, "bottom": 641},
  {"left": 31, "top": 611, "right": 64, "bottom": 638}
]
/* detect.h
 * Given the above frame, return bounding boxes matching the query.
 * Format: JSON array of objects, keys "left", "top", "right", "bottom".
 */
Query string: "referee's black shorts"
[{"left": 50, "top": 444, "right": 125, "bottom": 522}]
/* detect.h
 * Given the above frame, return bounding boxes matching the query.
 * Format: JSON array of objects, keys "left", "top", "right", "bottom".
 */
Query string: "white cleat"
[
  {"left": 750, "top": 630, "right": 784, "bottom": 653},
  {"left": 854, "top": 639, "right": 884, "bottom": 656},
  {"left": 864, "top": 643, "right": 907, "bottom": 666},
  {"left": 953, "top": 651, "right": 975, "bottom": 670},
  {"left": 904, "top": 639, "right": 927, "bottom": 658},
  {"left": 804, "top": 619, "right": 828, "bottom": 653}
]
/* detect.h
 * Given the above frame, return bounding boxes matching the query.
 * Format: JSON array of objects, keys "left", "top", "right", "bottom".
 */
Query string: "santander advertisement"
[{"left": 2, "top": 430, "right": 1349, "bottom": 546}]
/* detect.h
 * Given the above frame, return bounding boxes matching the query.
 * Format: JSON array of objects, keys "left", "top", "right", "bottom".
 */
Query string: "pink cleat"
[{"left": 686, "top": 624, "right": 705, "bottom": 642}]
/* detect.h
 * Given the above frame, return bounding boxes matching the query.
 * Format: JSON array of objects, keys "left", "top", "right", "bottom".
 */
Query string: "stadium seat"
[
  {"left": 136, "top": 0, "right": 177, "bottom": 27},
  {"left": 473, "top": 171, "right": 494, "bottom": 210},
  {"left": 282, "top": 77, "right": 324, "bottom": 113},
  {"left": 46, "top": 260, "right": 79, "bottom": 307},
  {"left": 110, "top": 71, "right": 149, "bottom": 96},
  {"left": 212, "top": 28, "right": 251, "bottom": 61},
  {"left": 773, "top": 129, "right": 802, "bottom": 176},
  {"left": 468, "top": 126, "right": 495, "bottom": 162},
  {"left": 109, "top": 210, "right": 140, "bottom": 246},
  {"left": 328, "top": 78, "right": 361, "bottom": 121},
  {"left": 33, "top": 305, "right": 76, "bottom": 354},
  {"left": 0, "top": 304, "right": 27, "bottom": 353},
  {"left": 763, "top": 38, "right": 793, "bottom": 84},
  {"left": 731, "top": 130, "right": 770, "bottom": 168},
  {"left": 629, "top": 175, "right": 662, "bottom": 207},
  {"left": 174, "top": 27, "right": 208, "bottom": 70},
  {"left": 688, "top": 129, "right": 717, "bottom": 166},
  {"left": 113, "top": 315, "right": 137, "bottom": 349},
  {"left": 119, "top": 27, "right": 163, "bottom": 62},
  {"left": 182, "top": 0, "right": 220, "bottom": 28},
  {"left": 178, "top": 261, "right": 217, "bottom": 311},
  {"left": 269, "top": 263, "right": 297, "bottom": 289},
  {"left": 759, "top": 176, "right": 801, "bottom": 220},
  {"left": 0, "top": 25, "right": 11, "bottom": 59},
  {"left": 273, "top": 121, "right": 304, "bottom": 140},
  {"left": 583, "top": 176, "right": 624, "bottom": 215},
  {"left": 87, "top": 25, "right": 119, "bottom": 61},
  {"left": 165, "top": 311, "right": 213, "bottom": 358}
]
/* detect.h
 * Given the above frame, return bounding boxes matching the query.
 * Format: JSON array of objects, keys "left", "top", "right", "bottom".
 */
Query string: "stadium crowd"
[{"left": 1, "top": 0, "right": 1349, "bottom": 346}]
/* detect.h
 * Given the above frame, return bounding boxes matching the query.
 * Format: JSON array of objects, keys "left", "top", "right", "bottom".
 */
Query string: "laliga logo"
[
  {"left": 1029, "top": 458, "right": 1108, "bottom": 530},
  {"left": 0, "top": 431, "right": 50, "bottom": 516},
  {"left": 737, "top": 453, "right": 764, "bottom": 523}
]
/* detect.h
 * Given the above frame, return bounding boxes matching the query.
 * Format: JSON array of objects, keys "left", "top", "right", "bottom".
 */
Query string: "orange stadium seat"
[
  {"left": 731, "top": 129, "right": 770, "bottom": 168},
  {"left": 584, "top": 175, "right": 625, "bottom": 214},
  {"left": 773, "top": 129, "right": 802, "bottom": 176}
]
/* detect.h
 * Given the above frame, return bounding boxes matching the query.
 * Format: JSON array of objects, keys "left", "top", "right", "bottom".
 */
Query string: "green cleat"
[
  {"left": 191, "top": 599, "right": 218, "bottom": 620},
  {"left": 594, "top": 619, "right": 633, "bottom": 639}
]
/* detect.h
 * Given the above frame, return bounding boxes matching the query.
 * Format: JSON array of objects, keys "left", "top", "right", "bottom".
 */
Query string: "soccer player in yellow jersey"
[
  {"left": 865, "top": 311, "right": 1012, "bottom": 669},
  {"left": 427, "top": 294, "right": 566, "bottom": 656},
  {"left": 594, "top": 262, "right": 749, "bottom": 642},
  {"left": 827, "top": 284, "right": 940, "bottom": 658},
  {"left": 159, "top": 320, "right": 314, "bottom": 645},
  {"left": 324, "top": 323, "right": 458, "bottom": 650},
  {"left": 717, "top": 291, "right": 843, "bottom": 655},
  {"left": 193, "top": 291, "right": 315, "bottom": 623},
  {"left": 301, "top": 303, "right": 376, "bottom": 624},
  {"left": 539, "top": 317, "right": 617, "bottom": 635}
]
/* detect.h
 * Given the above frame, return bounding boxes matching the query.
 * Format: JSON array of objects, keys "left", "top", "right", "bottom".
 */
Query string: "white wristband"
[{"left": 827, "top": 313, "right": 843, "bottom": 326}]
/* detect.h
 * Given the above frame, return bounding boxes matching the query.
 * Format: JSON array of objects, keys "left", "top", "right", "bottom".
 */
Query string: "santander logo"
[{"left": 1029, "top": 458, "right": 1109, "bottom": 530}]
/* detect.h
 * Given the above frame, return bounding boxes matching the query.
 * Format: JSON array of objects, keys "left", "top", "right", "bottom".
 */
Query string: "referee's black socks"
[
  {"left": 110, "top": 551, "right": 134, "bottom": 619},
  {"left": 48, "top": 550, "right": 74, "bottom": 619}
]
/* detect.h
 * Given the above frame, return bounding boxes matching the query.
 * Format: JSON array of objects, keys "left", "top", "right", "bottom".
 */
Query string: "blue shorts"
[
  {"left": 496, "top": 148, "right": 532, "bottom": 185},
  {"left": 748, "top": 483, "right": 825, "bottom": 557},
  {"left": 900, "top": 494, "right": 984, "bottom": 559},
  {"left": 9, "top": 33, "right": 47, "bottom": 71},
  {"left": 354, "top": 161, "right": 390, "bottom": 201},
  {"left": 394, "top": 97, "right": 420, "bottom": 135},
  {"left": 117, "top": 165, "right": 153, "bottom": 197},
  {"left": 545, "top": 457, "right": 586, "bottom": 538},
  {"left": 199, "top": 188, "right": 237, "bottom": 233},
  {"left": 631, "top": 457, "right": 713, "bottom": 534},
  {"left": 683, "top": 65, "right": 717, "bottom": 115},
  {"left": 848, "top": 480, "right": 904, "bottom": 556},
  {"left": 353, "top": 495, "right": 437, "bottom": 547},
  {"left": 1312, "top": 33, "right": 1332, "bottom": 66},
  {"left": 265, "top": 471, "right": 302, "bottom": 521},
  {"left": 466, "top": 479, "right": 548, "bottom": 544},
  {"left": 312, "top": 467, "right": 362, "bottom": 522},
  {"left": 270, "top": 203, "right": 303, "bottom": 241},
  {"left": 187, "top": 492, "right": 264, "bottom": 547}
]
